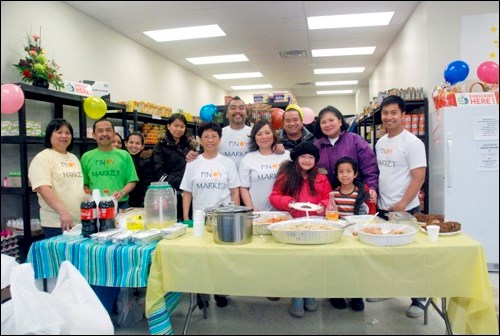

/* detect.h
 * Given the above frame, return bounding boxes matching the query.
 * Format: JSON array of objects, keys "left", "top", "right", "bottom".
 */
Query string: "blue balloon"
[
  {"left": 444, "top": 60, "right": 469, "bottom": 85},
  {"left": 200, "top": 104, "right": 217, "bottom": 121}
]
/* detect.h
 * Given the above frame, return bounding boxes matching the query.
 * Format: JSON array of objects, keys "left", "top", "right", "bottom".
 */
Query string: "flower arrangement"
[{"left": 13, "top": 32, "right": 64, "bottom": 90}]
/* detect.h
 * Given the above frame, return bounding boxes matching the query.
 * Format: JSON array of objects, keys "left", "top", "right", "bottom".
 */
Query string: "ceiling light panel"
[
  {"left": 231, "top": 84, "right": 272, "bottom": 90},
  {"left": 314, "top": 67, "right": 365, "bottom": 74},
  {"left": 186, "top": 54, "right": 249, "bottom": 65},
  {"left": 213, "top": 72, "right": 263, "bottom": 80},
  {"left": 316, "top": 80, "right": 358, "bottom": 86},
  {"left": 311, "top": 47, "right": 375, "bottom": 57},
  {"left": 317, "top": 90, "right": 354, "bottom": 95},
  {"left": 308, "top": 12, "right": 394, "bottom": 30},
  {"left": 144, "top": 24, "right": 226, "bottom": 42}
]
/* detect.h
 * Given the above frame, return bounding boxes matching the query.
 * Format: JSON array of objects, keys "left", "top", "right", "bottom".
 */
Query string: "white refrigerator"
[{"left": 429, "top": 105, "right": 499, "bottom": 271}]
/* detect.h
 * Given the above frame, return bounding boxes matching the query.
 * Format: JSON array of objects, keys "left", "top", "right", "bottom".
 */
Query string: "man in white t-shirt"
[
  {"left": 375, "top": 95, "right": 427, "bottom": 319},
  {"left": 188, "top": 97, "right": 284, "bottom": 168},
  {"left": 218, "top": 97, "right": 252, "bottom": 169}
]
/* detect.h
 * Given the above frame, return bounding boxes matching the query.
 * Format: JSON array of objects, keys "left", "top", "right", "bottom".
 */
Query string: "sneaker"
[
  {"left": 366, "top": 298, "right": 389, "bottom": 302},
  {"left": 349, "top": 298, "right": 365, "bottom": 311},
  {"left": 328, "top": 298, "right": 347, "bottom": 310},
  {"left": 267, "top": 297, "right": 280, "bottom": 301},
  {"left": 290, "top": 298, "right": 305, "bottom": 318},
  {"left": 406, "top": 301, "right": 424, "bottom": 318},
  {"left": 214, "top": 295, "right": 228, "bottom": 308},
  {"left": 304, "top": 298, "right": 318, "bottom": 311}
]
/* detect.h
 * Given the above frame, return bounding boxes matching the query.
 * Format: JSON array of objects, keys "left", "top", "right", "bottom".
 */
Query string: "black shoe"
[
  {"left": 329, "top": 298, "right": 347, "bottom": 309},
  {"left": 197, "top": 294, "right": 209, "bottom": 310},
  {"left": 350, "top": 298, "right": 365, "bottom": 311},
  {"left": 214, "top": 295, "right": 228, "bottom": 308}
]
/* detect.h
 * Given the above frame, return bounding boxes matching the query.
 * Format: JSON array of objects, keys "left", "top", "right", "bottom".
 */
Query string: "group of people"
[{"left": 28, "top": 94, "right": 426, "bottom": 318}]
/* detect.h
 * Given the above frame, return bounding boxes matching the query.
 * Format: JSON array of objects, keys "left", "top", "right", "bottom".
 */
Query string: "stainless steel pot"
[{"left": 205, "top": 203, "right": 255, "bottom": 245}]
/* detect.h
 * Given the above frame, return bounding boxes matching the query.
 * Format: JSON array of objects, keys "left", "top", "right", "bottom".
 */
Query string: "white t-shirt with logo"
[
  {"left": 376, "top": 129, "right": 426, "bottom": 211},
  {"left": 239, "top": 150, "right": 291, "bottom": 211},
  {"left": 218, "top": 125, "right": 252, "bottom": 169},
  {"left": 180, "top": 154, "right": 241, "bottom": 212}
]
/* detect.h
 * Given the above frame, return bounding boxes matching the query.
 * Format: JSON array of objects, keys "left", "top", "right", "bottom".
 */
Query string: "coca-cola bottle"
[
  {"left": 98, "top": 189, "right": 116, "bottom": 232},
  {"left": 81, "top": 189, "right": 98, "bottom": 237}
]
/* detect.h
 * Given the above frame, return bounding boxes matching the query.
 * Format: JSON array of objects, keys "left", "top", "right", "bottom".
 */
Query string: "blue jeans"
[{"left": 42, "top": 227, "right": 62, "bottom": 238}]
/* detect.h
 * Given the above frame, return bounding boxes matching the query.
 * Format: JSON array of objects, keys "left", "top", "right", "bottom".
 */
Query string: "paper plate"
[
  {"left": 289, "top": 202, "right": 322, "bottom": 212},
  {"left": 420, "top": 227, "right": 461, "bottom": 236}
]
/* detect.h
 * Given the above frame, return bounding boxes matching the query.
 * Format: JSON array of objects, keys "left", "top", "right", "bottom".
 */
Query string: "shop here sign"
[
  {"left": 62, "top": 80, "right": 93, "bottom": 96},
  {"left": 455, "top": 92, "right": 498, "bottom": 106}
]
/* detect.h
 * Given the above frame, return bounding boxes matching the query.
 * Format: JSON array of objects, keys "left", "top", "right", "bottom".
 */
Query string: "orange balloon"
[{"left": 271, "top": 108, "right": 284, "bottom": 130}]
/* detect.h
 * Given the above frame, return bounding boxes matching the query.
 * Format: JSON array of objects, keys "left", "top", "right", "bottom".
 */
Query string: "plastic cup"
[{"left": 426, "top": 225, "right": 440, "bottom": 242}]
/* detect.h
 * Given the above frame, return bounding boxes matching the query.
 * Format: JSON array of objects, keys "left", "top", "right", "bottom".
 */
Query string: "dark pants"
[
  {"left": 91, "top": 285, "right": 120, "bottom": 314},
  {"left": 42, "top": 227, "right": 62, "bottom": 238}
]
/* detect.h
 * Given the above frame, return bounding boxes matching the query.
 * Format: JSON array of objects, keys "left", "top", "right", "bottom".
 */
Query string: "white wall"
[
  {"left": 1, "top": 1, "right": 226, "bottom": 114},
  {"left": 370, "top": 1, "right": 499, "bottom": 104}
]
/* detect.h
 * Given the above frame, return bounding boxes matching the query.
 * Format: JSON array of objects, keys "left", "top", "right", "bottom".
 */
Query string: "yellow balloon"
[{"left": 83, "top": 96, "right": 107, "bottom": 119}]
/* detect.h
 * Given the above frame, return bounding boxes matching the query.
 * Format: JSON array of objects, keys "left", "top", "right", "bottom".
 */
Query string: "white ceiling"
[{"left": 64, "top": 1, "right": 420, "bottom": 98}]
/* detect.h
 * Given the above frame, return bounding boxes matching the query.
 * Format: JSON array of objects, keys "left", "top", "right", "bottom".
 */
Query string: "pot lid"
[{"left": 204, "top": 202, "right": 252, "bottom": 214}]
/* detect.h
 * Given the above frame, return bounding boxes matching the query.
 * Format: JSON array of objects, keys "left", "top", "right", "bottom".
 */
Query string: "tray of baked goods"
[{"left": 414, "top": 213, "right": 462, "bottom": 236}]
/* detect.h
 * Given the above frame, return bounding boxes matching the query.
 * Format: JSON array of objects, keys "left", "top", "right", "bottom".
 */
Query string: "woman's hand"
[
  {"left": 59, "top": 211, "right": 73, "bottom": 231},
  {"left": 368, "top": 188, "right": 378, "bottom": 203}
]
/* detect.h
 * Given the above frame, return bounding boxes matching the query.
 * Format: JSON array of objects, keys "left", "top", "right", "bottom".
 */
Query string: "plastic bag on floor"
[
  {"left": 1, "top": 260, "right": 114, "bottom": 335},
  {"left": 114, "top": 288, "right": 146, "bottom": 328}
]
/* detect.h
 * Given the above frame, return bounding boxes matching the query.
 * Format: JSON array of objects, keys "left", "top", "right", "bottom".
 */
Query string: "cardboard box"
[
  {"left": 80, "top": 80, "right": 111, "bottom": 101},
  {"left": 273, "top": 91, "right": 292, "bottom": 103},
  {"left": 253, "top": 93, "right": 269, "bottom": 103}
]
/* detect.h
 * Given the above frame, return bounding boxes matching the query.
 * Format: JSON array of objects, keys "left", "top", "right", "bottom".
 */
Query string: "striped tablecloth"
[
  {"left": 26, "top": 234, "right": 157, "bottom": 287},
  {"left": 26, "top": 234, "right": 182, "bottom": 334}
]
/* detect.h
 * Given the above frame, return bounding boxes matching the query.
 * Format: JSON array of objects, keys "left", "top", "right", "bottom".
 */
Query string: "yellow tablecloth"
[{"left": 146, "top": 230, "right": 498, "bottom": 335}]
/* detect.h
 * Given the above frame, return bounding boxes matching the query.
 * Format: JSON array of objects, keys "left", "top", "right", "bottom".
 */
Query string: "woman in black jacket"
[{"left": 152, "top": 113, "right": 197, "bottom": 221}]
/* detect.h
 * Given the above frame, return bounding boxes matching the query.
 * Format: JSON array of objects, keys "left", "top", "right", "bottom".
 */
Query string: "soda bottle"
[
  {"left": 98, "top": 189, "right": 116, "bottom": 232},
  {"left": 81, "top": 190, "right": 98, "bottom": 237},
  {"left": 325, "top": 191, "right": 339, "bottom": 221}
]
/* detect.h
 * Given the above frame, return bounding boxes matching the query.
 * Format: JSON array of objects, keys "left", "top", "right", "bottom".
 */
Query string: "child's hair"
[
  {"left": 276, "top": 160, "right": 319, "bottom": 197},
  {"left": 334, "top": 156, "right": 358, "bottom": 176}
]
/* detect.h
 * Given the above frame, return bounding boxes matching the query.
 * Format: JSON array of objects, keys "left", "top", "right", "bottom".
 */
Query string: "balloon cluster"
[
  {"left": 200, "top": 104, "right": 217, "bottom": 121},
  {"left": 83, "top": 96, "right": 107, "bottom": 120},
  {"left": 1, "top": 84, "right": 25, "bottom": 115},
  {"left": 444, "top": 60, "right": 499, "bottom": 85}
]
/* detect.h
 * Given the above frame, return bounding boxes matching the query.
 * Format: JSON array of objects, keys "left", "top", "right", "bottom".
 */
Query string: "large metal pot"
[{"left": 205, "top": 203, "right": 255, "bottom": 245}]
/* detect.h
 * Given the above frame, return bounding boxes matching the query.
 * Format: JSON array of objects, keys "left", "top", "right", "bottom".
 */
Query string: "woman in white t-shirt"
[
  {"left": 180, "top": 122, "right": 240, "bottom": 219},
  {"left": 239, "top": 120, "right": 290, "bottom": 211}
]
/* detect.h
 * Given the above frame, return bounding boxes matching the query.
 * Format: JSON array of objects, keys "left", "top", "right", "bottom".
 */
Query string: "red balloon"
[
  {"left": 271, "top": 108, "right": 284, "bottom": 130},
  {"left": 477, "top": 61, "right": 499, "bottom": 84}
]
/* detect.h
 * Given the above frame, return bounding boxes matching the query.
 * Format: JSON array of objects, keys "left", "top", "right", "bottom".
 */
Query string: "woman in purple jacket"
[
  {"left": 314, "top": 106, "right": 378, "bottom": 202},
  {"left": 314, "top": 106, "right": 379, "bottom": 312}
]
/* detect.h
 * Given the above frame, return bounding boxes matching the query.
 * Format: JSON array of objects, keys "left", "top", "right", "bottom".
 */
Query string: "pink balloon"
[
  {"left": 302, "top": 107, "right": 315, "bottom": 125},
  {"left": 476, "top": 61, "right": 499, "bottom": 84},
  {"left": 1, "top": 84, "right": 25, "bottom": 114}
]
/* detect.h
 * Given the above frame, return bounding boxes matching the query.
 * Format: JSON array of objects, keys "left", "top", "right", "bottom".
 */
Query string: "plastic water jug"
[{"left": 143, "top": 182, "right": 177, "bottom": 229}]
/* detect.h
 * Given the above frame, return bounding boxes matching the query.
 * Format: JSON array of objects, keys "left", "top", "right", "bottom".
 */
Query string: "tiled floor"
[{"left": 115, "top": 272, "right": 499, "bottom": 335}]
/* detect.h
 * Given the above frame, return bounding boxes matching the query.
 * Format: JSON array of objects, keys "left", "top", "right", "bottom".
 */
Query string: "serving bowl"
[
  {"left": 356, "top": 223, "right": 417, "bottom": 247},
  {"left": 268, "top": 218, "right": 344, "bottom": 245},
  {"left": 252, "top": 211, "right": 291, "bottom": 235}
]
